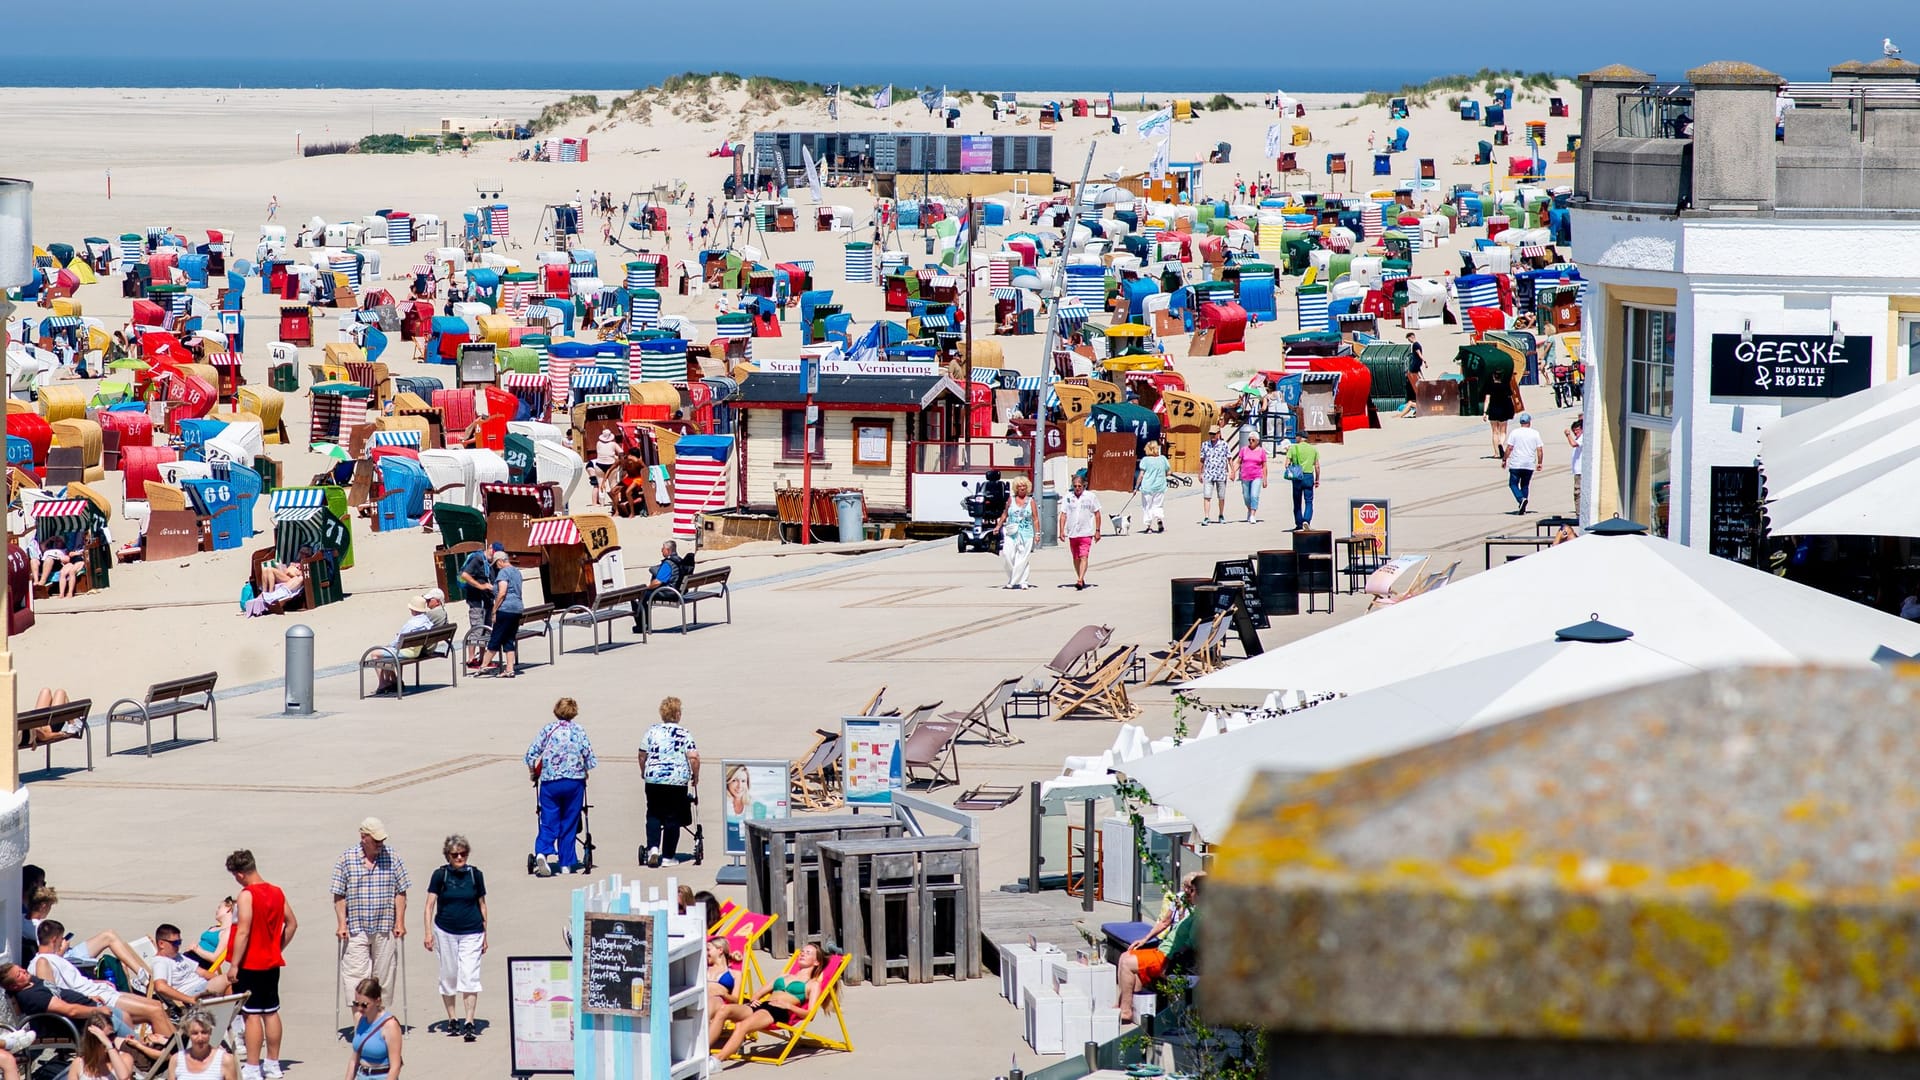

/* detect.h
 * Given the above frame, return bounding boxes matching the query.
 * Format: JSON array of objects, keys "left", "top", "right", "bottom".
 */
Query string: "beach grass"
[{"left": 1361, "top": 69, "right": 1563, "bottom": 107}]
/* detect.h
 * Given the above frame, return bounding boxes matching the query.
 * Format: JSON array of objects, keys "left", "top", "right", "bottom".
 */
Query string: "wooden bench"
[
  {"left": 106, "top": 673, "right": 218, "bottom": 758},
  {"left": 17, "top": 697, "right": 93, "bottom": 772},
  {"left": 512, "top": 602, "right": 558, "bottom": 666},
  {"left": 647, "top": 566, "right": 733, "bottom": 633},
  {"left": 560, "top": 583, "right": 654, "bottom": 655},
  {"left": 358, "top": 623, "right": 459, "bottom": 699}
]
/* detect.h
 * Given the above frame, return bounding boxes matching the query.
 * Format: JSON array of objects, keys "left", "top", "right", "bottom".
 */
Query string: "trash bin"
[
  {"left": 1040, "top": 490, "right": 1059, "bottom": 547},
  {"left": 833, "top": 490, "right": 865, "bottom": 542}
]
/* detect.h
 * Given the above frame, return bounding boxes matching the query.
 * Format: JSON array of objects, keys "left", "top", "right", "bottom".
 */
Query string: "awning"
[
  {"left": 270, "top": 488, "right": 327, "bottom": 514},
  {"left": 1519, "top": 245, "right": 1548, "bottom": 257},
  {"left": 918, "top": 313, "right": 952, "bottom": 329},
  {"left": 30, "top": 498, "right": 91, "bottom": 520},
  {"left": 570, "top": 369, "right": 618, "bottom": 389},
  {"left": 207, "top": 352, "right": 241, "bottom": 367},
  {"left": 370, "top": 430, "right": 422, "bottom": 447},
  {"left": 928, "top": 275, "right": 958, "bottom": 288},
  {"left": 274, "top": 506, "right": 326, "bottom": 523},
  {"left": 527, "top": 517, "right": 581, "bottom": 546},
  {"left": 1300, "top": 371, "right": 1342, "bottom": 384},
  {"left": 971, "top": 369, "right": 1002, "bottom": 385},
  {"left": 1057, "top": 304, "right": 1091, "bottom": 322},
  {"left": 502, "top": 372, "right": 550, "bottom": 389},
  {"left": 481, "top": 482, "right": 546, "bottom": 498},
  {"left": 992, "top": 287, "right": 1024, "bottom": 300}
]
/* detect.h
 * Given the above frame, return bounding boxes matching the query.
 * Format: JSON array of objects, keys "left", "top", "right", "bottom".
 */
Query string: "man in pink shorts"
[{"left": 1057, "top": 470, "right": 1104, "bottom": 591}]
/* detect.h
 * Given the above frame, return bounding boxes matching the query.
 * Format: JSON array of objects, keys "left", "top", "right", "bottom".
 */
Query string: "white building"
[
  {"left": 0, "top": 176, "right": 35, "bottom": 960},
  {"left": 1571, "top": 59, "right": 1920, "bottom": 564}
]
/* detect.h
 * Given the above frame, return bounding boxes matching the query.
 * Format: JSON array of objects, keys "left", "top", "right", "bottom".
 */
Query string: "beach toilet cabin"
[
  {"left": 1486, "top": 104, "right": 1506, "bottom": 128},
  {"left": 1550, "top": 96, "right": 1569, "bottom": 118},
  {"left": 1460, "top": 99, "right": 1481, "bottom": 121},
  {"left": 1389, "top": 97, "right": 1409, "bottom": 119},
  {"left": 736, "top": 367, "right": 968, "bottom": 522}
]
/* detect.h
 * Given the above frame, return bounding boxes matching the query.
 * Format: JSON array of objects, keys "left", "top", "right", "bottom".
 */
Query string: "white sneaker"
[
  {"left": 1, "top": 1029, "right": 35, "bottom": 1052},
  {"left": 262, "top": 1061, "right": 284, "bottom": 1079},
  {"left": 242, "top": 1066, "right": 263, "bottom": 1080}
]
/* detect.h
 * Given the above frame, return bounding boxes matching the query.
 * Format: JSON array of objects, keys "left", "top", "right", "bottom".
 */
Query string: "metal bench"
[
  {"left": 560, "top": 583, "right": 654, "bottom": 655},
  {"left": 513, "top": 602, "right": 558, "bottom": 666},
  {"left": 358, "top": 623, "right": 460, "bottom": 699},
  {"left": 17, "top": 697, "right": 93, "bottom": 772},
  {"left": 107, "top": 673, "right": 218, "bottom": 758},
  {"left": 647, "top": 566, "right": 733, "bottom": 633}
]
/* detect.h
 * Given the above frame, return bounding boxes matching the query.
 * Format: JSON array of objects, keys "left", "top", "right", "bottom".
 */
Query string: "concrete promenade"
[{"left": 24, "top": 406, "right": 1573, "bottom": 1078}]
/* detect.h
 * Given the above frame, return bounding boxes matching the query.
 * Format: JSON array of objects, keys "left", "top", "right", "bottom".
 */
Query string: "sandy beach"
[{"left": 4, "top": 75, "right": 1583, "bottom": 1078}]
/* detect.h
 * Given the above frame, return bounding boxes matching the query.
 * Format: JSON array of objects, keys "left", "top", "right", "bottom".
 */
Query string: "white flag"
[
  {"left": 872, "top": 84, "right": 892, "bottom": 109},
  {"left": 1264, "top": 123, "right": 1286, "bottom": 160},
  {"left": 1136, "top": 106, "right": 1171, "bottom": 142},
  {"left": 1149, "top": 139, "right": 1170, "bottom": 181},
  {"left": 801, "top": 144, "right": 824, "bottom": 204}
]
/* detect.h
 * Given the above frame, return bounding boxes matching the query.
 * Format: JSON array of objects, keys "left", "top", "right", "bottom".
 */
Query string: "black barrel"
[
  {"left": 1195, "top": 582, "right": 1243, "bottom": 624},
  {"left": 1170, "top": 577, "right": 1212, "bottom": 641},
  {"left": 1294, "top": 529, "right": 1334, "bottom": 593},
  {"left": 1256, "top": 549, "right": 1299, "bottom": 616}
]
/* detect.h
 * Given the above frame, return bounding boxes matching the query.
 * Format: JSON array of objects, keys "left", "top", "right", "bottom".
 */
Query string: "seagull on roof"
[{"left": 1886, "top": 37, "right": 1903, "bottom": 57}]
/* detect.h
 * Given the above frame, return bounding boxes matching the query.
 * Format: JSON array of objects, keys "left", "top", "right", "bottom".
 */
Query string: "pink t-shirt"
[{"left": 1238, "top": 445, "right": 1268, "bottom": 481}]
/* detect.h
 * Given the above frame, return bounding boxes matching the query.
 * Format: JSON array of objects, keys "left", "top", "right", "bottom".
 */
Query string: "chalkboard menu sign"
[
  {"left": 1212, "top": 559, "right": 1269, "bottom": 628},
  {"left": 580, "top": 913, "right": 652, "bottom": 1018},
  {"left": 1708, "top": 466, "right": 1764, "bottom": 567}
]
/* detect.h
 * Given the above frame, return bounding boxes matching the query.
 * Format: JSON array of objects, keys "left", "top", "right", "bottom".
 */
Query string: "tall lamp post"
[{"left": 0, "top": 177, "right": 35, "bottom": 960}]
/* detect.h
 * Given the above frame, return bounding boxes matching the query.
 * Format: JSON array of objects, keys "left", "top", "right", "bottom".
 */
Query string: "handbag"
[
  {"left": 529, "top": 725, "right": 559, "bottom": 785},
  {"left": 1283, "top": 460, "right": 1306, "bottom": 483}
]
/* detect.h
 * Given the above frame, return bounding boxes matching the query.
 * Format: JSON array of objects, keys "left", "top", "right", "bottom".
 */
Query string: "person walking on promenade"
[
  {"left": 1284, "top": 438, "right": 1321, "bottom": 531},
  {"left": 1237, "top": 432, "right": 1269, "bottom": 524},
  {"left": 998, "top": 477, "right": 1036, "bottom": 588},
  {"left": 1136, "top": 441, "right": 1169, "bottom": 534},
  {"left": 224, "top": 849, "right": 296, "bottom": 1080},
  {"left": 1058, "top": 470, "right": 1103, "bottom": 591},
  {"left": 423, "top": 835, "right": 487, "bottom": 1040},
  {"left": 527, "top": 698, "right": 598, "bottom": 877},
  {"left": 331, "top": 820, "right": 410, "bottom": 1014},
  {"left": 1198, "top": 426, "right": 1231, "bottom": 526},
  {"left": 346, "top": 978, "right": 403, "bottom": 1080},
  {"left": 481, "top": 549, "right": 524, "bottom": 678},
  {"left": 1504, "top": 412, "right": 1545, "bottom": 514},
  {"left": 638, "top": 697, "right": 700, "bottom": 869},
  {"left": 1400, "top": 332, "right": 1425, "bottom": 416}
]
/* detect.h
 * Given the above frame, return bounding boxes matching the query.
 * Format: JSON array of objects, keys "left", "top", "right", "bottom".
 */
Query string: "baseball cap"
[
  {"left": 489, "top": 542, "right": 506, "bottom": 553},
  {"left": 358, "top": 817, "right": 389, "bottom": 842},
  {"left": 1517, "top": 412, "right": 1532, "bottom": 424},
  {"left": 407, "top": 594, "right": 432, "bottom": 614}
]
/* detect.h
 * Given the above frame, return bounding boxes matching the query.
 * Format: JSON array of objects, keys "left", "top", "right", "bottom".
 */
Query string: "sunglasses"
[
  {"left": 353, "top": 999, "right": 374, "bottom": 1009},
  {"left": 158, "top": 938, "right": 182, "bottom": 947}
]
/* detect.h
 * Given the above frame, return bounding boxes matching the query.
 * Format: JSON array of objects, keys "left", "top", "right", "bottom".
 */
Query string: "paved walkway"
[{"left": 23, "top": 406, "right": 1574, "bottom": 1079}]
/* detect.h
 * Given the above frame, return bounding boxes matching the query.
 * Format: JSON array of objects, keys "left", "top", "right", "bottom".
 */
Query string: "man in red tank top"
[{"left": 226, "top": 849, "right": 298, "bottom": 1080}]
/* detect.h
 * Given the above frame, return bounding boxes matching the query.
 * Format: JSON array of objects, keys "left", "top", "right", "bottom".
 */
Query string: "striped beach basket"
[
  {"left": 639, "top": 339, "right": 689, "bottom": 383},
  {"left": 370, "top": 429, "right": 422, "bottom": 449},
  {"left": 1064, "top": 264, "right": 1106, "bottom": 307},
  {"left": 670, "top": 435, "right": 733, "bottom": 540},
  {"left": 1257, "top": 220, "right": 1284, "bottom": 256},
  {"left": 628, "top": 289, "right": 661, "bottom": 332},
  {"left": 1296, "top": 284, "right": 1330, "bottom": 333},
  {"left": 387, "top": 217, "right": 411, "bottom": 246},
  {"left": 1456, "top": 275, "right": 1500, "bottom": 312},
  {"left": 331, "top": 255, "right": 361, "bottom": 294},
  {"left": 843, "top": 242, "right": 874, "bottom": 285},
  {"left": 501, "top": 276, "right": 536, "bottom": 316},
  {"left": 625, "top": 261, "right": 657, "bottom": 289},
  {"left": 1362, "top": 202, "right": 1385, "bottom": 240}
]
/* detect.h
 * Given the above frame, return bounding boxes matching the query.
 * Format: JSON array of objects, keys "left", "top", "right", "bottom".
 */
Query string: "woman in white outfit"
[
  {"left": 1135, "top": 440, "right": 1169, "bottom": 534},
  {"left": 997, "top": 477, "right": 1036, "bottom": 589},
  {"left": 423, "top": 834, "right": 488, "bottom": 1041},
  {"left": 173, "top": 1009, "right": 237, "bottom": 1080}
]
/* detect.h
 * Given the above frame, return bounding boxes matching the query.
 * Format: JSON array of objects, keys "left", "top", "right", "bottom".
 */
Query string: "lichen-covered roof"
[
  {"left": 1687, "top": 60, "right": 1786, "bottom": 85},
  {"left": 1579, "top": 64, "right": 1654, "bottom": 83},
  {"left": 1206, "top": 666, "right": 1920, "bottom": 1050}
]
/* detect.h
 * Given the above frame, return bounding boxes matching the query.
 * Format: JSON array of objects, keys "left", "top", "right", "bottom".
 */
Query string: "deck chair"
[
  {"left": 732, "top": 953, "right": 854, "bottom": 1065},
  {"left": 902, "top": 718, "right": 962, "bottom": 790},
  {"left": 1372, "top": 560, "right": 1460, "bottom": 608},
  {"left": 1145, "top": 612, "right": 1223, "bottom": 685},
  {"left": 898, "top": 701, "right": 943, "bottom": 734},
  {"left": 1052, "top": 645, "right": 1141, "bottom": 722},
  {"left": 790, "top": 729, "right": 844, "bottom": 810},
  {"left": 1046, "top": 624, "right": 1114, "bottom": 679},
  {"left": 725, "top": 909, "right": 779, "bottom": 996},
  {"left": 942, "top": 676, "right": 1022, "bottom": 745},
  {"left": 857, "top": 685, "right": 886, "bottom": 716},
  {"left": 135, "top": 991, "right": 249, "bottom": 1079}
]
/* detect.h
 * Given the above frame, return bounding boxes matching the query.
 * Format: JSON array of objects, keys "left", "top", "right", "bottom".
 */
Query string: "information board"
[
  {"left": 722, "top": 759, "right": 792, "bottom": 856},
  {"left": 842, "top": 716, "right": 903, "bottom": 806},
  {"left": 1347, "top": 498, "right": 1391, "bottom": 558},
  {"left": 580, "top": 913, "right": 652, "bottom": 1018},
  {"left": 1212, "top": 558, "right": 1268, "bottom": 628},
  {"left": 506, "top": 956, "right": 576, "bottom": 1076},
  {"left": 1708, "top": 333, "right": 1871, "bottom": 399},
  {"left": 961, "top": 135, "right": 994, "bottom": 173},
  {"left": 1708, "top": 465, "right": 1764, "bottom": 567}
]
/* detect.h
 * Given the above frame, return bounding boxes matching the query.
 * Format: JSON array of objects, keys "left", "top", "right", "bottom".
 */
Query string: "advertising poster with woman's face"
[{"left": 723, "top": 761, "right": 790, "bottom": 854}]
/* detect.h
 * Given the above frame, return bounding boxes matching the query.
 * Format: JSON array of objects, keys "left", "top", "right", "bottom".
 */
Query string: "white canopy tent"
[
  {"left": 1127, "top": 634, "right": 1705, "bottom": 842},
  {"left": 1760, "top": 377, "right": 1920, "bottom": 536},
  {"left": 1183, "top": 532, "right": 1920, "bottom": 698}
]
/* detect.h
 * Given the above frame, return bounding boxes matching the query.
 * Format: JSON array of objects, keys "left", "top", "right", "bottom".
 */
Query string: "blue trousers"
[
  {"left": 1291, "top": 479, "right": 1315, "bottom": 529},
  {"left": 1508, "top": 468, "right": 1534, "bottom": 508},
  {"left": 536, "top": 777, "right": 586, "bottom": 866}
]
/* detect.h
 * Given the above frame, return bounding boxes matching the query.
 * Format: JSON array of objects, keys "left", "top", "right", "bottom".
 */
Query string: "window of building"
[
  {"left": 1902, "top": 315, "right": 1920, "bottom": 377},
  {"left": 1626, "top": 306, "right": 1676, "bottom": 419},
  {"left": 1628, "top": 427, "right": 1672, "bottom": 539},
  {"left": 781, "top": 409, "right": 823, "bottom": 460}
]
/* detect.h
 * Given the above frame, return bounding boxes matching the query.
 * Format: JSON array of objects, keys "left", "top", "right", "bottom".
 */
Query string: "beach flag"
[
  {"left": 801, "top": 145, "right": 824, "bottom": 204},
  {"left": 826, "top": 83, "right": 838, "bottom": 121},
  {"left": 1264, "top": 123, "right": 1286, "bottom": 160},
  {"left": 1137, "top": 107, "right": 1172, "bottom": 142},
  {"left": 920, "top": 86, "right": 945, "bottom": 112},
  {"left": 848, "top": 320, "right": 885, "bottom": 366},
  {"left": 1149, "top": 140, "right": 1170, "bottom": 181},
  {"left": 944, "top": 206, "right": 971, "bottom": 269},
  {"left": 872, "top": 85, "right": 892, "bottom": 109}
]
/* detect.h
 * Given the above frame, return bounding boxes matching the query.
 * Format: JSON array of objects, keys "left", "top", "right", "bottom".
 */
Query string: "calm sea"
[{"left": 0, "top": 56, "right": 1505, "bottom": 95}]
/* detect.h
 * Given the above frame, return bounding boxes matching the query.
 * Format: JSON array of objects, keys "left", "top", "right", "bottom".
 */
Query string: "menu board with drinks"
[{"left": 580, "top": 913, "right": 652, "bottom": 1018}]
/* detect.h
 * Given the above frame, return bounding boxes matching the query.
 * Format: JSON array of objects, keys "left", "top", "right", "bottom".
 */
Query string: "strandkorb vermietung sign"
[{"left": 1708, "top": 333, "right": 1871, "bottom": 399}]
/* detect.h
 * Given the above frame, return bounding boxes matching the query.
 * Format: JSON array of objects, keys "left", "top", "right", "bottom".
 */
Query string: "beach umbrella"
[
  {"left": 1126, "top": 632, "right": 1703, "bottom": 842},
  {"left": 309, "top": 442, "right": 349, "bottom": 461},
  {"left": 1183, "top": 532, "right": 1920, "bottom": 699}
]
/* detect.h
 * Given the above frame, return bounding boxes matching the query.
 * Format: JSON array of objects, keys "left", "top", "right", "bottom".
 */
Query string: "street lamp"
[{"left": 0, "top": 177, "right": 35, "bottom": 961}]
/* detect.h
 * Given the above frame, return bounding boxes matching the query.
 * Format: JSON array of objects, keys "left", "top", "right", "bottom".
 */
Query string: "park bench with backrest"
[
  {"left": 647, "top": 565, "right": 732, "bottom": 633},
  {"left": 16, "top": 697, "right": 92, "bottom": 772},
  {"left": 560, "top": 583, "right": 654, "bottom": 654},
  {"left": 358, "top": 623, "right": 459, "bottom": 699},
  {"left": 107, "top": 673, "right": 218, "bottom": 757}
]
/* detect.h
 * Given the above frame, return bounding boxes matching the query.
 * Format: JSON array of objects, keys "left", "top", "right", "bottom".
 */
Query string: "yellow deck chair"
[{"left": 728, "top": 951, "right": 853, "bottom": 1065}]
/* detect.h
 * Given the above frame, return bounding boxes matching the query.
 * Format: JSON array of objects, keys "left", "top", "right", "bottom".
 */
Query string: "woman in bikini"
[
  {"left": 704, "top": 936, "right": 740, "bottom": 1021},
  {"left": 708, "top": 942, "right": 834, "bottom": 1062}
]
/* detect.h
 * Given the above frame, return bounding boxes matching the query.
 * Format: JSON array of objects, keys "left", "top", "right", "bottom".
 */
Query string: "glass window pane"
[{"left": 1629, "top": 426, "right": 1672, "bottom": 539}]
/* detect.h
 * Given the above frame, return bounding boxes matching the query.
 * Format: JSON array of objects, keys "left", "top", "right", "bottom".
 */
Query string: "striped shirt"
[{"left": 330, "top": 846, "right": 412, "bottom": 936}]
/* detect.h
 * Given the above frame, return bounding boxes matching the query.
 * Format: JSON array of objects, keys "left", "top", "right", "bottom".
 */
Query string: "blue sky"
[{"left": 0, "top": 0, "right": 1906, "bottom": 83}]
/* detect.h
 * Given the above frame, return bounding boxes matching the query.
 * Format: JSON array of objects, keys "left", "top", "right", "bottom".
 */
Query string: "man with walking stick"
[{"left": 332, "top": 819, "right": 411, "bottom": 1029}]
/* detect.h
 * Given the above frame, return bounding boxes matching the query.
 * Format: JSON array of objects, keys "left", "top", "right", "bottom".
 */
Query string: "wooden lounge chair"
[
  {"left": 1046, "top": 623, "right": 1114, "bottom": 679},
  {"left": 790, "top": 729, "right": 844, "bottom": 811},
  {"left": 902, "top": 718, "right": 963, "bottom": 790},
  {"left": 1145, "top": 612, "right": 1223, "bottom": 685},
  {"left": 857, "top": 685, "right": 887, "bottom": 716},
  {"left": 730, "top": 953, "right": 854, "bottom": 1065},
  {"left": 1052, "top": 645, "right": 1141, "bottom": 722},
  {"left": 941, "top": 676, "right": 1022, "bottom": 746}
]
